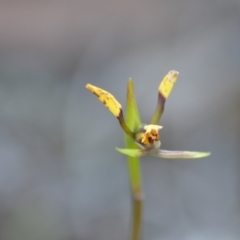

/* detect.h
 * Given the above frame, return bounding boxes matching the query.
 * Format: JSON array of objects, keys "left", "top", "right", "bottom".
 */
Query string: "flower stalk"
[
  {"left": 85, "top": 70, "right": 210, "bottom": 240},
  {"left": 125, "top": 79, "right": 143, "bottom": 240}
]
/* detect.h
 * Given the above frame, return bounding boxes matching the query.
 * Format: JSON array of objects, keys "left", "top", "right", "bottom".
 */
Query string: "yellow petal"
[
  {"left": 86, "top": 84, "right": 122, "bottom": 118},
  {"left": 158, "top": 70, "right": 179, "bottom": 99},
  {"left": 150, "top": 70, "right": 179, "bottom": 124},
  {"left": 86, "top": 83, "right": 135, "bottom": 138}
]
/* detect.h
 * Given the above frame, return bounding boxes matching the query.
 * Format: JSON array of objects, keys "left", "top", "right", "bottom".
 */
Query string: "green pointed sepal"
[
  {"left": 116, "top": 147, "right": 211, "bottom": 159},
  {"left": 153, "top": 150, "right": 211, "bottom": 159},
  {"left": 116, "top": 147, "right": 150, "bottom": 158},
  {"left": 124, "top": 78, "right": 142, "bottom": 197}
]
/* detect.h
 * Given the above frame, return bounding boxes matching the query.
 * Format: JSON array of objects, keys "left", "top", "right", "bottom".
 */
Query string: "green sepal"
[
  {"left": 116, "top": 147, "right": 149, "bottom": 158},
  {"left": 116, "top": 147, "right": 211, "bottom": 159},
  {"left": 124, "top": 79, "right": 142, "bottom": 196},
  {"left": 125, "top": 78, "right": 141, "bottom": 129},
  {"left": 153, "top": 150, "right": 211, "bottom": 159}
]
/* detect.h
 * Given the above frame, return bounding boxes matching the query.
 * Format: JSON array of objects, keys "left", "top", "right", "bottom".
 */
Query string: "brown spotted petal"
[
  {"left": 86, "top": 83, "right": 136, "bottom": 139},
  {"left": 150, "top": 70, "right": 179, "bottom": 124}
]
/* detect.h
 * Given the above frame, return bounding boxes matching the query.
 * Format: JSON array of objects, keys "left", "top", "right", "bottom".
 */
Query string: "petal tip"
[{"left": 85, "top": 83, "right": 91, "bottom": 89}]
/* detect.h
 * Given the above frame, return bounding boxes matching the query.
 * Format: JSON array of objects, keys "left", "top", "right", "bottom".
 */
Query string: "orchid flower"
[{"left": 86, "top": 70, "right": 210, "bottom": 159}]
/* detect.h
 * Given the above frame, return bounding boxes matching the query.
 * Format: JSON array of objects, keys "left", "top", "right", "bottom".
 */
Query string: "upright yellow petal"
[
  {"left": 86, "top": 83, "right": 135, "bottom": 138},
  {"left": 86, "top": 84, "right": 121, "bottom": 117},
  {"left": 158, "top": 70, "right": 179, "bottom": 99},
  {"left": 150, "top": 70, "right": 179, "bottom": 124}
]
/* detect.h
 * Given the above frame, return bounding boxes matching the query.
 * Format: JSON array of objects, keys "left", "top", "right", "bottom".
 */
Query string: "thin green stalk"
[
  {"left": 125, "top": 79, "right": 142, "bottom": 240},
  {"left": 125, "top": 134, "right": 143, "bottom": 240},
  {"left": 131, "top": 197, "right": 142, "bottom": 240}
]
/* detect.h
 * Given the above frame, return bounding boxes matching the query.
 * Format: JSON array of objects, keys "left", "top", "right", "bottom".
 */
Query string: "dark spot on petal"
[{"left": 93, "top": 92, "right": 99, "bottom": 97}]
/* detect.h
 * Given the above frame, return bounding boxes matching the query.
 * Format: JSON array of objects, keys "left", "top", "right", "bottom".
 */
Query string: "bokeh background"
[{"left": 0, "top": 1, "right": 240, "bottom": 240}]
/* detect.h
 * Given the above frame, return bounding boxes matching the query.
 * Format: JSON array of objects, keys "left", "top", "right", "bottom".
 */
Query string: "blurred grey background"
[{"left": 0, "top": 1, "right": 240, "bottom": 240}]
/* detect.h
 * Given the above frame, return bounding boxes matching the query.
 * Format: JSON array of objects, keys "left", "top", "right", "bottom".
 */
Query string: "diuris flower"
[{"left": 86, "top": 70, "right": 210, "bottom": 159}]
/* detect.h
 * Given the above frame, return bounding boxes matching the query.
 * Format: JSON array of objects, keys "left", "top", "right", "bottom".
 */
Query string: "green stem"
[
  {"left": 125, "top": 79, "right": 143, "bottom": 240},
  {"left": 126, "top": 140, "right": 143, "bottom": 240},
  {"left": 131, "top": 195, "right": 142, "bottom": 240}
]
